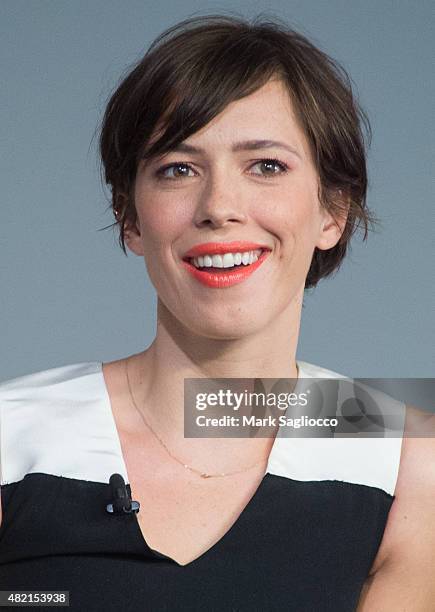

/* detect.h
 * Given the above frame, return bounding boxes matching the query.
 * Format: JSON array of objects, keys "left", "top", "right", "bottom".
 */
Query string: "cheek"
[
  {"left": 135, "top": 190, "right": 191, "bottom": 253},
  {"left": 255, "top": 183, "right": 320, "bottom": 249}
]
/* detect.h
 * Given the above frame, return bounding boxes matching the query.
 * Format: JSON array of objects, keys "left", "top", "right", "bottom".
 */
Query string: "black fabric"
[{"left": 0, "top": 472, "right": 393, "bottom": 611}]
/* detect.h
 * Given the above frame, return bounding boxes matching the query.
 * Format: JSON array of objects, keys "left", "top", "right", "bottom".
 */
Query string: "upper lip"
[{"left": 183, "top": 241, "right": 272, "bottom": 259}]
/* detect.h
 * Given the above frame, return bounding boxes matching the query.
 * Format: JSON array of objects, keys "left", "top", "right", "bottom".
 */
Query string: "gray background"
[{"left": 1, "top": 0, "right": 434, "bottom": 384}]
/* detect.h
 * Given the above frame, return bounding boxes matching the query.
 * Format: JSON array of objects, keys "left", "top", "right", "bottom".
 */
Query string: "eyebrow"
[{"left": 166, "top": 139, "right": 302, "bottom": 160}]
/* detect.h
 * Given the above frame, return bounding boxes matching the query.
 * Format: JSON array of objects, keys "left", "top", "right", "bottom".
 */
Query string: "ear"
[
  {"left": 117, "top": 192, "right": 144, "bottom": 257},
  {"left": 315, "top": 190, "right": 350, "bottom": 251},
  {"left": 124, "top": 216, "right": 145, "bottom": 257},
  {"left": 125, "top": 227, "right": 144, "bottom": 257}
]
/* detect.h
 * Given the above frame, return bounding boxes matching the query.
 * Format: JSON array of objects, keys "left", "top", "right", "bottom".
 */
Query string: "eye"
[
  {"left": 155, "top": 162, "right": 196, "bottom": 180},
  {"left": 154, "top": 157, "right": 289, "bottom": 181},
  {"left": 249, "top": 158, "right": 289, "bottom": 178}
]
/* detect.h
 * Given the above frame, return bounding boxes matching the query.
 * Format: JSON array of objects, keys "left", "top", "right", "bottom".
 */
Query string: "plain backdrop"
[{"left": 1, "top": 1, "right": 434, "bottom": 392}]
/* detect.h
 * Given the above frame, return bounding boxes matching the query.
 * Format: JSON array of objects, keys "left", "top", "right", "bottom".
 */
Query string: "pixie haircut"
[{"left": 99, "top": 13, "right": 377, "bottom": 289}]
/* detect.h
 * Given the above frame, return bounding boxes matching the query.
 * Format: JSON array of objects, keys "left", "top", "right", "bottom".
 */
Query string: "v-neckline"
[
  {"left": 97, "top": 360, "right": 303, "bottom": 568},
  {"left": 125, "top": 473, "right": 270, "bottom": 567}
]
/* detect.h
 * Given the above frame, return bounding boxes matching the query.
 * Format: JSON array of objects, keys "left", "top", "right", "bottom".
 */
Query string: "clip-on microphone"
[{"left": 106, "top": 473, "right": 140, "bottom": 514}]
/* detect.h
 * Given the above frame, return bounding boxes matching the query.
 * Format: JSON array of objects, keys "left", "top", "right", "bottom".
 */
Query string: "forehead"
[{"left": 174, "top": 79, "right": 309, "bottom": 158}]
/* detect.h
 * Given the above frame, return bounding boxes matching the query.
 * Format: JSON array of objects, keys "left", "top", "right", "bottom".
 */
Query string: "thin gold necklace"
[{"left": 124, "top": 356, "right": 267, "bottom": 479}]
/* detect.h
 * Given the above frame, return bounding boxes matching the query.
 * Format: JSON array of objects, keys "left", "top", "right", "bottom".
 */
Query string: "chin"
[{"left": 186, "top": 313, "right": 268, "bottom": 340}]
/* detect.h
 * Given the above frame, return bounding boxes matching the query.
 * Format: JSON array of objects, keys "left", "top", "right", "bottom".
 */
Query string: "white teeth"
[
  {"left": 192, "top": 249, "right": 263, "bottom": 269},
  {"left": 222, "top": 253, "right": 234, "bottom": 268},
  {"left": 211, "top": 254, "right": 223, "bottom": 268}
]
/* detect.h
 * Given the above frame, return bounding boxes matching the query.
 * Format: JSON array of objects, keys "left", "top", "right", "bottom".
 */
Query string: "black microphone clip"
[{"left": 106, "top": 473, "right": 140, "bottom": 514}]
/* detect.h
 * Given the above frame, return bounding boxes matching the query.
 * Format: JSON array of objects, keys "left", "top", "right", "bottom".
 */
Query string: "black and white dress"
[{"left": 0, "top": 360, "right": 405, "bottom": 611}]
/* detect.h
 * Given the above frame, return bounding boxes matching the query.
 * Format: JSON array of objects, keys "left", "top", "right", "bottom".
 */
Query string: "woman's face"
[{"left": 127, "top": 78, "right": 344, "bottom": 339}]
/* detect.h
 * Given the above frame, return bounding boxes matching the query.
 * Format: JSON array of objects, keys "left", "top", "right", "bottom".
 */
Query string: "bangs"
[{"left": 134, "top": 32, "right": 283, "bottom": 164}]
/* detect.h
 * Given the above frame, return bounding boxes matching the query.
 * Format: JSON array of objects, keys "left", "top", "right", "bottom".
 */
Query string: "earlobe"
[
  {"left": 125, "top": 222, "right": 144, "bottom": 256},
  {"left": 115, "top": 191, "right": 144, "bottom": 256},
  {"left": 316, "top": 216, "right": 346, "bottom": 250},
  {"left": 316, "top": 192, "right": 350, "bottom": 251}
]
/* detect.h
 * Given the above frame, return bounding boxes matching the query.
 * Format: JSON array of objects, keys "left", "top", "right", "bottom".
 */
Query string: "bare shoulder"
[
  {"left": 369, "top": 403, "right": 435, "bottom": 574},
  {"left": 357, "top": 404, "right": 435, "bottom": 608}
]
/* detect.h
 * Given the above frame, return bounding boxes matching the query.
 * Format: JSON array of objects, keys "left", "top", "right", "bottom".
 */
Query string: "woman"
[{"left": 0, "top": 14, "right": 434, "bottom": 612}]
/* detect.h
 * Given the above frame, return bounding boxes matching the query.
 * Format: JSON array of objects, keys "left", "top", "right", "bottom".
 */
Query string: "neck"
[{"left": 126, "top": 290, "right": 303, "bottom": 468}]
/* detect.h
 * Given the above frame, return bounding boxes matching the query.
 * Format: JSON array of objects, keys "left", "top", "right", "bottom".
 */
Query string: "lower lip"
[{"left": 181, "top": 251, "right": 271, "bottom": 288}]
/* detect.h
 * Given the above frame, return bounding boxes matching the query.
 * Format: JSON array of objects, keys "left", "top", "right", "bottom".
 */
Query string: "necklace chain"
[{"left": 124, "top": 357, "right": 267, "bottom": 479}]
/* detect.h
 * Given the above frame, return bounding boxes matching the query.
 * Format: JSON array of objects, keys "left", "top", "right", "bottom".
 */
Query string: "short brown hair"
[{"left": 99, "top": 13, "right": 377, "bottom": 289}]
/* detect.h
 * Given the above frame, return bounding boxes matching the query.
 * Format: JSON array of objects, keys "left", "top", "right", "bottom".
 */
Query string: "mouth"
[{"left": 181, "top": 248, "right": 272, "bottom": 288}]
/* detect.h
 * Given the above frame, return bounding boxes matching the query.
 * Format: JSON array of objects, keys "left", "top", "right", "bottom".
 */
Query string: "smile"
[
  {"left": 181, "top": 243, "right": 271, "bottom": 288},
  {"left": 191, "top": 249, "right": 262, "bottom": 269}
]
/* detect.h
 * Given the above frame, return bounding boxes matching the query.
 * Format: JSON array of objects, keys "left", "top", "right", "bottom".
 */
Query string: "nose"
[{"left": 193, "top": 171, "right": 248, "bottom": 229}]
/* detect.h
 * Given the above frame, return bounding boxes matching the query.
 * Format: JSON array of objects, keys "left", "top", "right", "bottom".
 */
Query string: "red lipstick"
[{"left": 181, "top": 241, "right": 271, "bottom": 288}]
